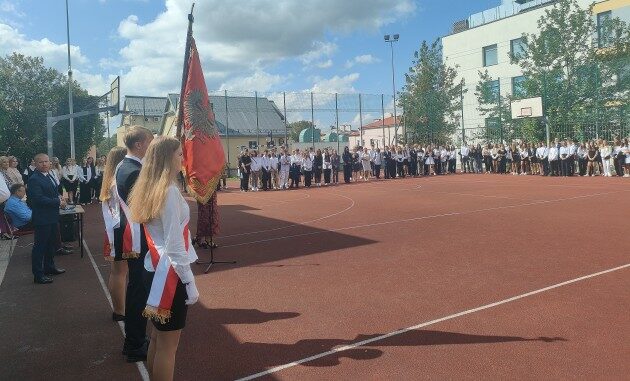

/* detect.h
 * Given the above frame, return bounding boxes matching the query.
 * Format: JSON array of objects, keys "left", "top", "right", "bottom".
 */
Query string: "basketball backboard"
[
  {"left": 511, "top": 97, "right": 542, "bottom": 119},
  {"left": 110, "top": 76, "right": 120, "bottom": 116}
]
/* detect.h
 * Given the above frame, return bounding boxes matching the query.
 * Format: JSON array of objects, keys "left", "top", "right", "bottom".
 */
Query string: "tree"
[
  {"left": 288, "top": 120, "right": 313, "bottom": 142},
  {"left": 399, "top": 40, "right": 463, "bottom": 145},
  {"left": 513, "top": 0, "right": 629, "bottom": 135},
  {"left": 0, "top": 53, "right": 106, "bottom": 165},
  {"left": 97, "top": 133, "right": 117, "bottom": 156}
]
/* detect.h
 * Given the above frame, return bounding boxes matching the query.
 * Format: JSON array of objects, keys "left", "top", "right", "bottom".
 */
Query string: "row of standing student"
[
  {"left": 236, "top": 144, "right": 462, "bottom": 191},
  {"left": 459, "top": 138, "right": 630, "bottom": 177},
  {"left": 100, "top": 126, "right": 198, "bottom": 381}
]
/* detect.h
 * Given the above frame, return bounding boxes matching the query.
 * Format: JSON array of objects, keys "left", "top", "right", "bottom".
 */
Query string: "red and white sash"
[
  {"left": 142, "top": 221, "right": 192, "bottom": 323},
  {"left": 101, "top": 184, "right": 120, "bottom": 261},
  {"left": 114, "top": 162, "right": 141, "bottom": 259}
]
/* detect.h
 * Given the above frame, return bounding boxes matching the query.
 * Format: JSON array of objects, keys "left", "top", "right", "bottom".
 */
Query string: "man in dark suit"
[
  {"left": 115, "top": 126, "right": 153, "bottom": 362},
  {"left": 28, "top": 154, "right": 66, "bottom": 284}
]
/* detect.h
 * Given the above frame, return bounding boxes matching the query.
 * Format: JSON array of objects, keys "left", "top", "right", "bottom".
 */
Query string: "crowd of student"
[{"left": 235, "top": 137, "right": 629, "bottom": 191}]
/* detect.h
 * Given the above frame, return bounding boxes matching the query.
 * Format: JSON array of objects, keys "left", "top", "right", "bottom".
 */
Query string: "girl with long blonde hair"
[
  {"left": 128, "top": 136, "right": 199, "bottom": 381},
  {"left": 99, "top": 146, "right": 128, "bottom": 321}
]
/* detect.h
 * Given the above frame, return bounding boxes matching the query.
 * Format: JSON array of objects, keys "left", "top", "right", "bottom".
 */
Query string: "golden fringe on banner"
[
  {"left": 122, "top": 252, "right": 140, "bottom": 259},
  {"left": 143, "top": 305, "right": 172, "bottom": 324},
  {"left": 185, "top": 173, "right": 221, "bottom": 206}
]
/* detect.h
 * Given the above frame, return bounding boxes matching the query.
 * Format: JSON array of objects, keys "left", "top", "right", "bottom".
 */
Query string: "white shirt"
[
  {"left": 261, "top": 156, "right": 271, "bottom": 171},
  {"left": 302, "top": 157, "right": 313, "bottom": 171},
  {"left": 280, "top": 154, "right": 291, "bottom": 170},
  {"left": 460, "top": 146, "right": 470, "bottom": 157},
  {"left": 520, "top": 148, "right": 529, "bottom": 159},
  {"left": 373, "top": 152, "right": 382, "bottom": 165},
  {"left": 290, "top": 155, "right": 302, "bottom": 166},
  {"left": 250, "top": 157, "right": 262, "bottom": 171},
  {"left": 548, "top": 147, "right": 558, "bottom": 161},
  {"left": 144, "top": 185, "right": 198, "bottom": 284},
  {"left": 569, "top": 144, "right": 577, "bottom": 155},
  {"left": 538, "top": 146, "right": 549, "bottom": 159},
  {"left": 79, "top": 166, "right": 93, "bottom": 182},
  {"left": 0, "top": 177, "right": 9, "bottom": 203},
  {"left": 323, "top": 155, "right": 332, "bottom": 170},
  {"left": 62, "top": 165, "right": 80, "bottom": 181},
  {"left": 600, "top": 146, "right": 612, "bottom": 159},
  {"left": 559, "top": 146, "right": 569, "bottom": 157},
  {"left": 269, "top": 156, "right": 279, "bottom": 170}
]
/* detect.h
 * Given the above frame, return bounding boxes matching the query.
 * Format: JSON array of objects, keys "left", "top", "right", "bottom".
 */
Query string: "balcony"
[{"left": 451, "top": 0, "right": 556, "bottom": 34}]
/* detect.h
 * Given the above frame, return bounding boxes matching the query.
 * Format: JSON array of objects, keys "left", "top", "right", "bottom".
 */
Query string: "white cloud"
[
  {"left": 219, "top": 70, "right": 286, "bottom": 92},
  {"left": 0, "top": 23, "right": 89, "bottom": 72},
  {"left": 345, "top": 54, "right": 380, "bottom": 69},
  {"left": 316, "top": 59, "right": 333, "bottom": 69},
  {"left": 311, "top": 73, "right": 360, "bottom": 93},
  {"left": 299, "top": 41, "right": 338, "bottom": 65}
]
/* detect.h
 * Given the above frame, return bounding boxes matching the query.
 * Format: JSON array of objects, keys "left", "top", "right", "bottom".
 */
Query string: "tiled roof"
[
  {"left": 361, "top": 115, "right": 401, "bottom": 130},
  {"left": 165, "top": 94, "right": 286, "bottom": 137},
  {"left": 123, "top": 96, "right": 168, "bottom": 117}
]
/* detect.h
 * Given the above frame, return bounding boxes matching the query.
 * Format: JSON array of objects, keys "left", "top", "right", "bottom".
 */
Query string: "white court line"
[
  {"left": 83, "top": 240, "right": 150, "bottom": 381},
  {"left": 219, "top": 193, "right": 355, "bottom": 239},
  {"left": 220, "top": 190, "right": 625, "bottom": 249},
  {"left": 238, "top": 263, "right": 630, "bottom": 381}
]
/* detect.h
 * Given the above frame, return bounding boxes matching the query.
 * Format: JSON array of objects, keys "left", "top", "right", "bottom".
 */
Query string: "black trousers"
[
  {"left": 304, "top": 171, "right": 313, "bottom": 187},
  {"left": 125, "top": 256, "right": 148, "bottom": 350},
  {"left": 614, "top": 156, "right": 624, "bottom": 176},
  {"left": 560, "top": 159, "right": 570, "bottom": 176},
  {"left": 384, "top": 160, "right": 390, "bottom": 179},
  {"left": 323, "top": 169, "right": 331, "bottom": 184},
  {"left": 449, "top": 159, "right": 456, "bottom": 173},
  {"left": 240, "top": 172, "right": 250, "bottom": 190},
  {"left": 314, "top": 168, "right": 322, "bottom": 184},
  {"left": 332, "top": 166, "right": 339, "bottom": 183},
  {"left": 343, "top": 164, "right": 352, "bottom": 183},
  {"left": 578, "top": 158, "right": 587, "bottom": 176},
  {"left": 32, "top": 223, "right": 59, "bottom": 279},
  {"left": 374, "top": 164, "right": 381, "bottom": 179},
  {"left": 550, "top": 160, "right": 559, "bottom": 176},
  {"left": 389, "top": 162, "right": 397, "bottom": 178},
  {"left": 261, "top": 169, "right": 270, "bottom": 190},
  {"left": 79, "top": 181, "right": 92, "bottom": 203},
  {"left": 461, "top": 157, "right": 469, "bottom": 172},
  {"left": 541, "top": 158, "right": 549, "bottom": 175}
]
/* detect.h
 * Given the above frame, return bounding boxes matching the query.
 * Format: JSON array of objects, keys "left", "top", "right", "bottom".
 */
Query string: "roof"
[
  {"left": 164, "top": 93, "right": 286, "bottom": 137},
  {"left": 123, "top": 96, "right": 168, "bottom": 117},
  {"left": 361, "top": 115, "right": 402, "bottom": 130}
]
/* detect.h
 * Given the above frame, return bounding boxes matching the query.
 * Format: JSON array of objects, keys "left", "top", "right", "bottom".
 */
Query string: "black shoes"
[
  {"left": 34, "top": 276, "right": 53, "bottom": 284},
  {"left": 112, "top": 313, "right": 125, "bottom": 322},
  {"left": 44, "top": 268, "right": 66, "bottom": 275},
  {"left": 124, "top": 341, "right": 149, "bottom": 363}
]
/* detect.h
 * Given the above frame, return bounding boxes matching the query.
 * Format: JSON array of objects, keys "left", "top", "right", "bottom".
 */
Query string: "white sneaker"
[{"left": 624, "top": 174, "right": 629, "bottom": 177}]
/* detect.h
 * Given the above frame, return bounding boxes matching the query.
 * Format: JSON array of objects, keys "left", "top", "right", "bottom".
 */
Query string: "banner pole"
[{"left": 175, "top": 3, "right": 195, "bottom": 138}]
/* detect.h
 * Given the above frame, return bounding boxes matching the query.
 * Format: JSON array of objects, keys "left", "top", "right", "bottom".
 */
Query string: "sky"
[{"left": 0, "top": 0, "right": 499, "bottom": 109}]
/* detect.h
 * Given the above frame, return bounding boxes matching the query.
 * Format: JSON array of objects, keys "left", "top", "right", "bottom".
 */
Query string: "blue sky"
[{"left": 0, "top": 0, "right": 498, "bottom": 99}]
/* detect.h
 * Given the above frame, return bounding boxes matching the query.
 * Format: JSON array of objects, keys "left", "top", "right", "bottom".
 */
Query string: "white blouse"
[
  {"left": 62, "top": 165, "right": 80, "bottom": 181},
  {"left": 144, "top": 185, "right": 198, "bottom": 284}
]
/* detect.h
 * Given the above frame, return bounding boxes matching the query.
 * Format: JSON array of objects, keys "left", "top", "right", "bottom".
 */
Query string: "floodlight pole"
[
  {"left": 385, "top": 34, "right": 399, "bottom": 145},
  {"left": 65, "top": 0, "right": 75, "bottom": 159}
]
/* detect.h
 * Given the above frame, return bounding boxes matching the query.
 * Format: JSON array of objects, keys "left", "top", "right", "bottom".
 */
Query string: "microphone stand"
[{"left": 195, "top": 193, "right": 236, "bottom": 273}]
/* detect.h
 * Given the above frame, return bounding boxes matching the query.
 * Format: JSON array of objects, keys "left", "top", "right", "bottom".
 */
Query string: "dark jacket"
[{"left": 26, "top": 171, "right": 60, "bottom": 226}]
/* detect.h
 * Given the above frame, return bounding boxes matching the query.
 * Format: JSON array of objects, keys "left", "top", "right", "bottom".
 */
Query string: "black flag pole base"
[{"left": 195, "top": 238, "right": 236, "bottom": 274}]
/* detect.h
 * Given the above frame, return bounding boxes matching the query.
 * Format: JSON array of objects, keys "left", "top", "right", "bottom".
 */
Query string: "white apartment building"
[{"left": 441, "top": 0, "right": 630, "bottom": 142}]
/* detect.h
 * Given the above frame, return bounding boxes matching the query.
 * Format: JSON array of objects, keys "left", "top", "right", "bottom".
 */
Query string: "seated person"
[
  {"left": 4, "top": 184, "right": 32, "bottom": 230},
  {"left": 4, "top": 184, "right": 72, "bottom": 254}
]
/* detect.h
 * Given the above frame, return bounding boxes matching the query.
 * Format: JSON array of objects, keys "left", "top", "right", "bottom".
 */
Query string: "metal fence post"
[
  {"left": 461, "top": 82, "right": 465, "bottom": 145},
  {"left": 224, "top": 89, "right": 230, "bottom": 175},
  {"left": 310, "top": 92, "right": 315, "bottom": 148},
  {"left": 359, "top": 93, "right": 363, "bottom": 147},
  {"left": 47, "top": 111, "right": 54, "bottom": 158},
  {"left": 255, "top": 91, "right": 259, "bottom": 149},
  {"left": 335, "top": 93, "right": 340, "bottom": 154},
  {"left": 381, "top": 94, "right": 386, "bottom": 148},
  {"left": 283, "top": 91, "right": 287, "bottom": 147}
]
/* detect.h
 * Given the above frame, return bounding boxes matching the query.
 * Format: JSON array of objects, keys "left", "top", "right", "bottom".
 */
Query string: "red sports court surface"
[{"left": 0, "top": 174, "right": 628, "bottom": 380}]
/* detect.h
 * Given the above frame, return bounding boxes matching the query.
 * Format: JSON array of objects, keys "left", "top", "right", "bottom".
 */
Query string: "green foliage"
[
  {"left": 475, "top": 0, "right": 630, "bottom": 142},
  {"left": 97, "top": 133, "right": 117, "bottom": 156},
  {"left": 0, "top": 53, "right": 106, "bottom": 165},
  {"left": 399, "top": 40, "right": 463, "bottom": 144},
  {"left": 288, "top": 120, "right": 313, "bottom": 142}
]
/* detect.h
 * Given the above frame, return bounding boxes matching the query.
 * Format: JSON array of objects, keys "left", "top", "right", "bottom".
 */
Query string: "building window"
[
  {"left": 483, "top": 79, "right": 501, "bottom": 103},
  {"left": 483, "top": 44, "right": 498, "bottom": 67},
  {"left": 153, "top": 117, "right": 159, "bottom": 122},
  {"left": 248, "top": 141, "right": 258, "bottom": 149},
  {"left": 510, "top": 38, "right": 526, "bottom": 60},
  {"left": 597, "top": 11, "right": 612, "bottom": 48},
  {"left": 511, "top": 76, "right": 526, "bottom": 99}
]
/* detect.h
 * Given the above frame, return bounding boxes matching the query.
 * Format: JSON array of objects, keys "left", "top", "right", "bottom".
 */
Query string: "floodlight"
[{"left": 384, "top": 34, "right": 390, "bottom": 41}]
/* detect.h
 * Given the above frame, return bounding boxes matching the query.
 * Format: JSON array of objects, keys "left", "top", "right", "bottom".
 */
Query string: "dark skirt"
[
  {"left": 63, "top": 179, "right": 78, "bottom": 193},
  {"left": 143, "top": 270, "right": 188, "bottom": 331},
  {"left": 196, "top": 194, "right": 219, "bottom": 238},
  {"left": 79, "top": 181, "right": 92, "bottom": 204}
]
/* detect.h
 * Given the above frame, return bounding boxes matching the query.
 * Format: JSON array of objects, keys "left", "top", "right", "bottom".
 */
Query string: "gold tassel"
[
  {"left": 122, "top": 252, "right": 140, "bottom": 259},
  {"left": 143, "top": 306, "right": 172, "bottom": 324},
  {"left": 104, "top": 256, "right": 114, "bottom": 262}
]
